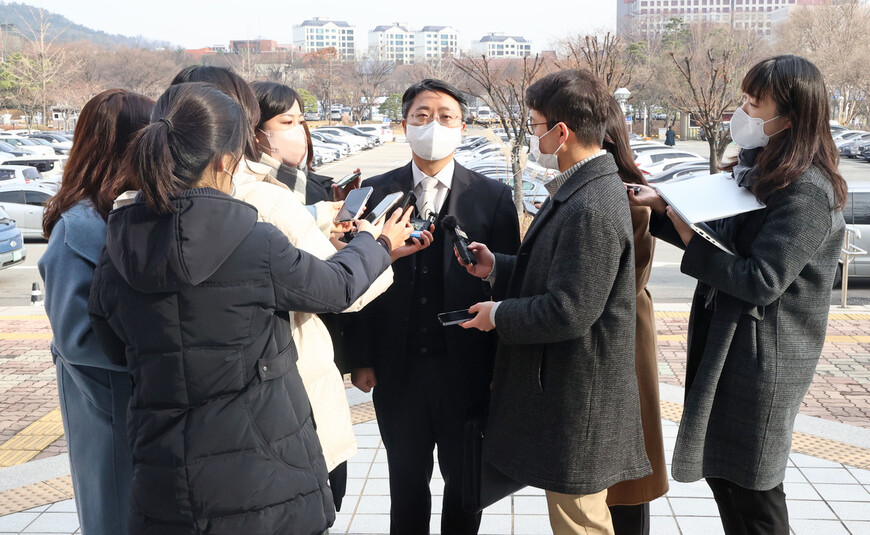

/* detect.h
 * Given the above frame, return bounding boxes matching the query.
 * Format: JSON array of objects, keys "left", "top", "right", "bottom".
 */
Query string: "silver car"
[
  {"left": 840, "top": 182, "right": 870, "bottom": 283},
  {"left": 0, "top": 183, "right": 53, "bottom": 239}
]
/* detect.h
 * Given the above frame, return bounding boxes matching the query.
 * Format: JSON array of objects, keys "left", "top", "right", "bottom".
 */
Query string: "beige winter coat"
[{"left": 234, "top": 160, "right": 393, "bottom": 471}]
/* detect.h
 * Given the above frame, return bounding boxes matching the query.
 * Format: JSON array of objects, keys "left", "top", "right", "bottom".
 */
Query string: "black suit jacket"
[{"left": 342, "top": 161, "right": 520, "bottom": 405}]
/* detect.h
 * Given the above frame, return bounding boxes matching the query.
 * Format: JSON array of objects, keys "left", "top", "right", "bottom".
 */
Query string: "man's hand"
[
  {"left": 455, "top": 242, "right": 495, "bottom": 279},
  {"left": 666, "top": 206, "right": 696, "bottom": 246},
  {"left": 351, "top": 367, "right": 377, "bottom": 393},
  {"left": 391, "top": 224, "right": 434, "bottom": 261},
  {"left": 460, "top": 301, "right": 496, "bottom": 332}
]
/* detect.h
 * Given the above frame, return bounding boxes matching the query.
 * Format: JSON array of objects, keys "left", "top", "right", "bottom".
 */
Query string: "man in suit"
[
  {"left": 346, "top": 79, "right": 520, "bottom": 534},
  {"left": 458, "top": 70, "right": 650, "bottom": 534}
]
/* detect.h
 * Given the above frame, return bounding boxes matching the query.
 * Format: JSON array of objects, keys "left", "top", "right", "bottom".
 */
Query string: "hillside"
[{"left": 0, "top": 2, "right": 169, "bottom": 49}]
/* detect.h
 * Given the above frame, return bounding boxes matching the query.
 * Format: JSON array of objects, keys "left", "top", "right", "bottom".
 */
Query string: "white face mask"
[
  {"left": 405, "top": 120, "right": 462, "bottom": 161},
  {"left": 529, "top": 123, "right": 564, "bottom": 170},
  {"left": 730, "top": 106, "right": 783, "bottom": 149}
]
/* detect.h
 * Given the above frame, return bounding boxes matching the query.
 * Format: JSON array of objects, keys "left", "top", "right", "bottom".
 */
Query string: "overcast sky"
[{"left": 19, "top": 0, "right": 617, "bottom": 52}]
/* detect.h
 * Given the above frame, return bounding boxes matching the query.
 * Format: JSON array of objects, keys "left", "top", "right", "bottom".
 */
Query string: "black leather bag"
[{"left": 462, "top": 418, "right": 525, "bottom": 513}]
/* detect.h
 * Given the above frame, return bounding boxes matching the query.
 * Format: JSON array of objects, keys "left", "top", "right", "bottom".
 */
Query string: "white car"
[
  {"left": 0, "top": 155, "right": 65, "bottom": 179},
  {"left": 354, "top": 125, "right": 394, "bottom": 143},
  {"left": 455, "top": 144, "right": 506, "bottom": 164},
  {"left": 0, "top": 183, "right": 54, "bottom": 239},
  {"left": 634, "top": 149, "right": 702, "bottom": 171},
  {"left": 0, "top": 136, "right": 55, "bottom": 157},
  {"left": 317, "top": 128, "right": 372, "bottom": 150},
  {"left": 639, "top": 157, "right": 707, "bottom": 177},
  {"left": 314, "top": 129, "right": 362, "bottom": 153},
  {"left": 0, "top": 165, "right": 41, "bottom": 186}
]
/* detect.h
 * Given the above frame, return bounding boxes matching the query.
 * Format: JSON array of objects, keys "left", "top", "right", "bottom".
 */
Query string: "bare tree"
[
  {"left": 776, "top": 0, "right": 870, "bottom": 127},
  {"left": 101, "top": 47, "right": 180, "bottom": 98},
  {"left": 303, "top": 48, "right": 342, "bottom": 125},
  {"left": 225, "top": 44, "right": 260, "bottom": 81},
  {"left": 454, "top": 55, "right": 551, "bottom": 212},
  {"left": 554, "top": 32, "right": 639, "bottom": 93},
  {"left": 6, "top": 6, "right": 75, "bottom": 128},
  {"left": 664, "top": 19, "right": 767, "bottom": 172},
  {"left": 343, "top": 57, "right": 393, "bottom": 122}
]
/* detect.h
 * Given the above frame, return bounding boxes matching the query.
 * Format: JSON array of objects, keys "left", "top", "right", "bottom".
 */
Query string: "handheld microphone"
[{"left": 442, "top": 215, "right": 477, "bottom": 265}]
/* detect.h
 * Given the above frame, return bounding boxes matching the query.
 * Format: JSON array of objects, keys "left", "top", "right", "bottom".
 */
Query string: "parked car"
[
  {"left": 456, "top": 136, "right": 489, "bottom": 153},
  {"left": 455, "top": 144, "right": 506, "bottom": 165},
  {"left": 327, "top": 126, "right": 380, "bottom": 147},
  {"left": 839, "top": 134, "right": 870, "bottom": 158},
  {"left": 634, "top": 149, "right": 703, "bottom": 171},
  {"left": 838, "top": 182, "right": 870, "bottom": 284},
  {"left": 475, "top": 107, "right": 493, "bottom": 125},
  {"left": 313, "top": 129, "right": 364, "bottom": 152},
  {"left": 0, "top": 205, "right": 25, "bottom": 269},
  {"left": 0, "top": 183, "right": 53, "bottom": 239},
  {"left": 639, "top": 157, "right": 707, "bottom": 177},
  {"left": 353, "top": 124, "right": 394, "bottom": 144},
  {"left": 303, "top": 111, "right": 322, "bottom": 121},
  {"left": 833, "top": 130, "right": 866, "bottom": 143},
  {"left": 310, "top": 132, "right": 350, "bottom": 157},
  {"left": 25, "top": 132, "right": 73, "bottom": 151},
  {"left": 0, "top": 165, "right": 41, "bottom": 186},
  {"left": 648, "top": 160, "right": 712, "bottom": 184},
  {"left": 0, "top": 155, "right": 65, "bottom": 178},
  {"left": 0, "top": 136, "right": 55, "bottom": 156}
]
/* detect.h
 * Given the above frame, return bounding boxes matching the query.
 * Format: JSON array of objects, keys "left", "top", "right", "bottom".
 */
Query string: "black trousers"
[
  {"left": 372, "top": 358, "right": 482, "bottom": 535},
  {"left": 609, "top": 503, "right": 650, "bottom": 535},
  {"left": 706, "top": 478, "right": 789, "bottom": 535}
]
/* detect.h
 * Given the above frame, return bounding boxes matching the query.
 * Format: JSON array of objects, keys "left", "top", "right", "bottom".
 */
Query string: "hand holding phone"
[
  {"left": 438, "top": 309, "right": 476, "bottom": 326},
  {"left": 334, "top": 186, "right": 373, "bottom": 223},
  {"left": 365, "top": 192, "right": 405, "bottom": 224}
]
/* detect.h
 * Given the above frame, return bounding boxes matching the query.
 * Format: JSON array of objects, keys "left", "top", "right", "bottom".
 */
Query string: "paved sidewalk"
[{"left": 2, "top": 304, "right": 870, "bottom": 534}]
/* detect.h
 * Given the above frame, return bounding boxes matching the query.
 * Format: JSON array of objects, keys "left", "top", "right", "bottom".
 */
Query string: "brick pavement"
[
  {"left": 1, "top": 309, "right": 869, "bottom": 464},
  {"left": 655, "top": 311, "right": 870, "bottom": 430}
]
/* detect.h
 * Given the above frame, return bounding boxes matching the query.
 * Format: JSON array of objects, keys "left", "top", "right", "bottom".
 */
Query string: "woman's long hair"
[
  {"left": 42, "top": 89, "right": 154, "bottom": 237},
  {"left": 742, "top": 55, "right": 847, "bottom": 208},
  {"left": 603, "top": 96, "right": 647, "bottom": 186},
  {"left": 170, "top": 66, "right": 260, "bottom": 161},
  {"left": 125, "top": 82, "right": 246, "bottom": 214}
]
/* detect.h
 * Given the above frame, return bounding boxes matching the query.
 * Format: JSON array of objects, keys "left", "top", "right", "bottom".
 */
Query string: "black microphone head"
[{"left": 441, "top": 215, "right": 458, "bottom": 231}]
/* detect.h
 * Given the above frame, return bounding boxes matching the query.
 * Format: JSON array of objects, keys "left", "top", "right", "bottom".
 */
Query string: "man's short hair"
[
  {"left": 525, "top": 69, "right": 610, "bottom": 148},
  {"left": 401, "top": 79, "right": 468, "bottom": 120}
]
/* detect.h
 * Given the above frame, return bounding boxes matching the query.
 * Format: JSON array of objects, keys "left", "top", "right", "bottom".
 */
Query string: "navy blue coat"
[{"left": 89, "top": 188, "right": 390, "bottom": 534}]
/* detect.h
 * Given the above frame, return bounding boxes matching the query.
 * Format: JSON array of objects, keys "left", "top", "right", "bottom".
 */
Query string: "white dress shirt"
[{"left": 411, "top": 159, "right": 454, "bottom": 216}]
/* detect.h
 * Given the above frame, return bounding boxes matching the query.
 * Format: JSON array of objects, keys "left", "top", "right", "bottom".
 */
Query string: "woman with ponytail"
[{"left": 88, "top": 82, "right": 414, "bottom": 534}]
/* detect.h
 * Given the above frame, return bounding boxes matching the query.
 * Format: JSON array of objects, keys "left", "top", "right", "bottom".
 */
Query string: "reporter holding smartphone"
[{"left": 629, "top": 56, "right": 846, "bottom": 534}]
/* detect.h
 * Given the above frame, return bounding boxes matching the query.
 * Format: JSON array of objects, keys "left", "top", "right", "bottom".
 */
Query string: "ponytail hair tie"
[{"left": 159, "top": 118, "right": 173, "bottom": 133}]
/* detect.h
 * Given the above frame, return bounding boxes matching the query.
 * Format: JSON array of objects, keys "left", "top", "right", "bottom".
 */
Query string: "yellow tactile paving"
[
  {"left": 0, "top": 408, "right": 64, "bottom": 468},
  {"left": 0, "top": 476, "right": 73, "bottom": 516},
  {"left": 0, "top": 315, "right": 49, "bottom": 321},
  {"left": 657, "top": 334, "right": 870, "bottom": 344},
  {"left": 0, "top": 333, "right": 52, "bottom": 340},
  {"left": 659, "top": 400, "right": 870, "bottom": 470}
]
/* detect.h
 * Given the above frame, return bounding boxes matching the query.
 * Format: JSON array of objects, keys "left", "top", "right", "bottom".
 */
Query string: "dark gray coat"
[
  {"left": 487, "top": 154, "right": 652, "bottom": 495},
  {"left": 652, "top": 166, "right": 845, "bottom": 490}
]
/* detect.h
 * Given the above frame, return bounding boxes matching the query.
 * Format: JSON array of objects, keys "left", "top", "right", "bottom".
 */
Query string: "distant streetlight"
[{"left": 614, "top": 87, "right": 631, "bottom": 115}]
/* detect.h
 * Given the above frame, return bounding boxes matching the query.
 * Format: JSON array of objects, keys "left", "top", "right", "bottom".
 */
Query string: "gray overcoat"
[
  {"left": 486, "top": 154, "right": 652, "bottom": 495},
  {"left": 652, "top": 166, "right": 845, "bottom": 490}
]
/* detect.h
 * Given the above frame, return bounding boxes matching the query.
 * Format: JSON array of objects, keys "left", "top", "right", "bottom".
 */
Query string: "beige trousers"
[{"left": 545, "top": 488, "right": 614, "bottom": 535}]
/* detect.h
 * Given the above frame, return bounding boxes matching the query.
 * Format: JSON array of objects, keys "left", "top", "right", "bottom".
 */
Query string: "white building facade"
[
  {"left": 292, "top": 18, "right": 356, "bottom": 60},
  {"left": 471, "top": 33, "right": 532, "bottom": 58},
  {"left": 368, "top": 23, "right": 415, "bottom": 64},
  {"left": 414, "top": 26, "right": 460, "bottom": 61}
]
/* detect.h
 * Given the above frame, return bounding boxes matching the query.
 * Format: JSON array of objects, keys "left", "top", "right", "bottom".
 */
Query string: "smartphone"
[
  {"left": 437, "top": 309, "right": 476, "bottom": 326},
  {"left": 399, "top": 190, "right": 417, "bottom": 213},
  {"left": 334, "top": 186, "right": 373, "bottom": 223},
  {"left": 365, "top": 191, "right": 405, "bottom": 224},
  {"left": 334, "top": 169, "right": 361, "bottom": 188}
]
